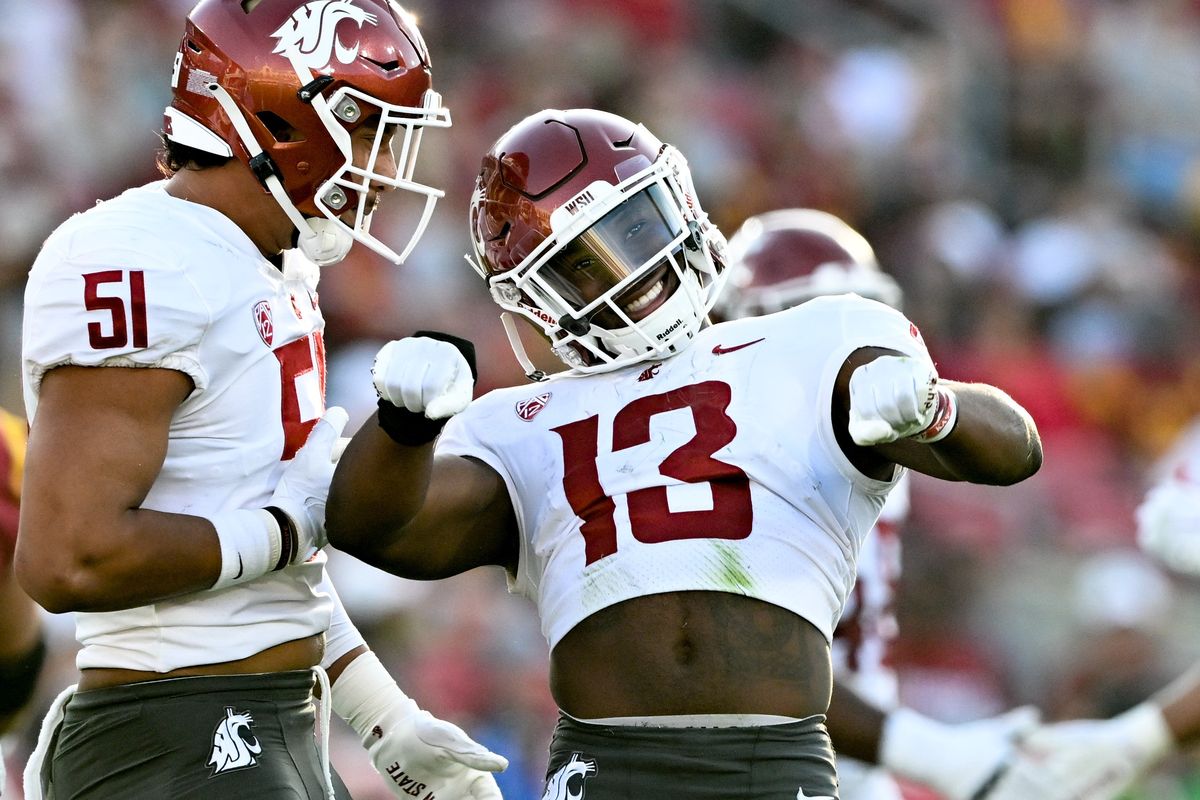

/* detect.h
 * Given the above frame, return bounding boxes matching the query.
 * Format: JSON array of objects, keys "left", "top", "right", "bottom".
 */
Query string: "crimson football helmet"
[
  {"left": 713, "top": 209, "right": 902, "bottom": 320},
  {"left": 468, "top": 108, "right": 728, "bottom": 377},
  {"left": 165, "top": 0, "right": 451, "bottom": 266}
]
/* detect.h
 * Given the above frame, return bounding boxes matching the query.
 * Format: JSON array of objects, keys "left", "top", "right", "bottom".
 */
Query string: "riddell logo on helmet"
[
  {"left": 270, "top": 0, "right": 378, "bottom": 71},
  {"left": 655, "top": 317, "right": 684, "bottom": 340}
]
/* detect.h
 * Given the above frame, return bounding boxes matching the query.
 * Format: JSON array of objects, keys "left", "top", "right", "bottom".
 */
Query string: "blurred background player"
[
  {"left": 985, "top": 414, "right": 1200, "bottom": 800},
  {"left": 327, "top": 107, "right": 1043, "bottom": 799},
  {"left": 15, "top": 2, "right": 503, "bottom": 798},
  {"left": 712, "top": 208, "right": 1038, "bottom": 800},
  {"left": 0, "top": 406, "right": 46, "bottom": 793}
]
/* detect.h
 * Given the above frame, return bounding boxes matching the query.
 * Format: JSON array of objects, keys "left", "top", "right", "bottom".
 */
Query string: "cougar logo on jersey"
[
  {"left": 207, "top": 707, "right": 263, "bottom": 776},
  {"left": 253, "top": 300, "right": 274, "bottom": 346},
  {"left": 270, "top": 0, "right": 378, "bottom": 71},
  {"left": 541, "top": 753, "right": 596, "bottom": 800},
  {"left": 516, "top": 392, "right": 552, "bottom": 421}
]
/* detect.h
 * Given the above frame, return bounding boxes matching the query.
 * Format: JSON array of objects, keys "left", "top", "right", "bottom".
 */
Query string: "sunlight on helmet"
[{"left": 163, "top": 0, "right": 451, "bottom": 266}]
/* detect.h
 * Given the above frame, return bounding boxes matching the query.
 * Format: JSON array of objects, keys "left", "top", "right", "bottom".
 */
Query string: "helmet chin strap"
[{"left": 208, "top": 82, "right": 352, "bottom": 267}]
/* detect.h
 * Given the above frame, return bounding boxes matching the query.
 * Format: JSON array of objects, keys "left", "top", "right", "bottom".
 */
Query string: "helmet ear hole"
[{"left": 256, "top": 112, "right": 303, "bottom": 144}]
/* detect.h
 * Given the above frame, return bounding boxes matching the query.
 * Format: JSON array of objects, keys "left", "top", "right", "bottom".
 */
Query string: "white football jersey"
[
  {"left": 22, "top": 182, "right": 333, "bottom": 672},
  {"left": 438, "top": 294, "right": 932, "bottom": 649}
]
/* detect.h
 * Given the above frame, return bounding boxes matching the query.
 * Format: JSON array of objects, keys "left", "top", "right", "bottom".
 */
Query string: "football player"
[
  {"left": 712, "top": 209, "right": 1041, "bottom": 800},
  {"left": 326, "top": 107, "right": 1043, "bottom": 799},
  {"left": 0, "top": 407, "right": 46, "bottom": 792},
  {"left": 16, "top": 2, "right": 504, "bottom": 798},
  {"left": 984, "top": 421, "right": 1200, "bottom": 800}
]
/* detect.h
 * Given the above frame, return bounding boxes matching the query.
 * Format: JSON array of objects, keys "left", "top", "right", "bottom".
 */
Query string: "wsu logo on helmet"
[
  {"left": 207, "top": 707, "right": 263, "bottom": 776},
  {"left": 270, "top": 0, "right": 378, "bottom": 71},
  {"left": 541, "top": 753, "right": 596, "bottom": 800}
]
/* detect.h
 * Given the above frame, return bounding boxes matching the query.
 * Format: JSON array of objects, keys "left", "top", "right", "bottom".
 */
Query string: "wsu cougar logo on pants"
[
  {"left": 208, "top": 706, "right": 263, "bottom": 776},
  {"left": 542, "top": 753, "right": 597, "bottom": 800}
]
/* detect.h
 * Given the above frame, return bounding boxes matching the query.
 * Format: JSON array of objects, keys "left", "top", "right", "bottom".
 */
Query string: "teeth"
[{"left": 624, "top": 279, "right": 664, "bottom": 314}]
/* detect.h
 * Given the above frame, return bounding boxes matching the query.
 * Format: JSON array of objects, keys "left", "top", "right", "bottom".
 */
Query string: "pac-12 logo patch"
[
  {"left": 516, "top": 392, "right": 551, "bottom": 421},
  {"left": 541, "top": 752, "right": 596, "bottom": 800},
  {"left": 270, "top": 0, "right": 378, "bottom": 71},
  {"left": 253, "top": 300, "right": 274, "bottom": 346},
  {"left": 207, "top": 707, "right": 263, "bottom": 776}
]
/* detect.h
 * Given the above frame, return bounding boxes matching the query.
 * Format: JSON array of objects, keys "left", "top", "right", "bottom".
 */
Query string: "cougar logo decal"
[
  {"left": 207, "top": 707, "right": 263, "bottom": 776},
  {"left": 541, "top": 753, "right": 597, "bottom": 800},
  {"left": 271, "top": 0, "right": 378, "bottom": 71}
]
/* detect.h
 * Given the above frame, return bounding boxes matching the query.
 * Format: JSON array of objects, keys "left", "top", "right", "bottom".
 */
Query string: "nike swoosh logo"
[
  {"left": 712, "top": 338, "right": 765, "bottom": 356},
  {"left": 233, "top": 555, "right": 244, "bottom": 580}
]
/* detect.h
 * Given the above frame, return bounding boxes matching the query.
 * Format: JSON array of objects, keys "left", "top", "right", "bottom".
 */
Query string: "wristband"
[
  {"left": 376, "top": 330, "right": 479, "bottom": 447},
  {"left": 377, "top": 399, "right": 450, "bottom": 447},
  {"left": 911, "top": 387, "right": 958, "bottom": 443},
  {"left": 209, "top": 508, "right": 283, "bottom": 590},
  {"left": 331, "top": 650, "right": 420, "bottom": 743},
  {"left": 264, "top": 505, "right": 299, "bottom": 569}
]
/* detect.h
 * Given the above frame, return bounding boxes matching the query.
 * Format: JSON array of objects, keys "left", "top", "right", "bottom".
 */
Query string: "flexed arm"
[
  {"left": 327, "top": 334, "right": 518, "bottom": 579},
  {"left": 835, "top": 348, "right": 1042, "bottom": 486}
]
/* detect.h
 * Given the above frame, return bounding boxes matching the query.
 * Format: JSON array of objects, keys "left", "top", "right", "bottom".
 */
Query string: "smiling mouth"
[
  {"left": 623, "top": 277, "right": 665, "bottom": 315},
  {"left": 590, "top": 262, "right": 677, "bottom": 328}
]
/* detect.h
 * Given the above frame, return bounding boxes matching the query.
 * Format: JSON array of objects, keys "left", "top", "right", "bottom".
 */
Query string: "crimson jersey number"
[
  {"left": 82, "top": 269, "right": 325, "bottom": 460},
  {"left": 274, "top": 332, "right": 327, "bottom": 459},
  {"left": 553, "top": 380, "right": 752, "bottom": 565},
  {"left": 84, "top": 270, "right": 148, "bottom": 349}
]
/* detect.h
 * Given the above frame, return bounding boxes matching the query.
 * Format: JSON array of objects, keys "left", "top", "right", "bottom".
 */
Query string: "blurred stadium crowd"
[{"left": 3, "top": 0, "right": 1200, "bottom": 797}]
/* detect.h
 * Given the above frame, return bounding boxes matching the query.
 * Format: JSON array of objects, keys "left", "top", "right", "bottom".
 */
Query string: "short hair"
[{"left": 156, "top": 132, "right": 232, "bottom": 176}]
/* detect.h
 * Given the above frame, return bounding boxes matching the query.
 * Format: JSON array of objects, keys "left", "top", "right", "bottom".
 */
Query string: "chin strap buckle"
[{"left": 248, "top": 152, "right": 282, "bottom": 188}]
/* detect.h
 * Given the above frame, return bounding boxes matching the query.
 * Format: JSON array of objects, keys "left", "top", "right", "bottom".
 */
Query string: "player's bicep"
[
  {"left": 20, "top": 366, "right": 193, "bottom": 564},
  {"left": 389, "top": 453, "right": 518, "bottom": 579}
]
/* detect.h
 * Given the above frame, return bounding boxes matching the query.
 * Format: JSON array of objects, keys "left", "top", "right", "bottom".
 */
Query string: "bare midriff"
[
  {"left": 550, "top": 592, "right": 831, "bottom": 719},
  {"left": 77, "top": 633, "right": 325, "bottom": 691}
]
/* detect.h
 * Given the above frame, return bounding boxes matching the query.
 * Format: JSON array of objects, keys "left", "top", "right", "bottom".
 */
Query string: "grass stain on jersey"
[{"left": 709, "top": 542, "right": 754, "bottom": 593}]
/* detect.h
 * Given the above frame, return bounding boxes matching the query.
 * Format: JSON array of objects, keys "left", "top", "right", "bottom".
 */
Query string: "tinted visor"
[{"left": 542, "top": 184, "right": 683, "bottom": 311}]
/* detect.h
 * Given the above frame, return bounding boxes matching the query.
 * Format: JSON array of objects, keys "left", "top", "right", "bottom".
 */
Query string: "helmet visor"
[{"left": 540, "top": 184, "right": 683, "bottom": 315}]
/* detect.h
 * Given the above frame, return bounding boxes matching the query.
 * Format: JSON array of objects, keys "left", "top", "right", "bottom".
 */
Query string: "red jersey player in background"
[{"left": 711, "top": 208, "right": 1040, "bottom": 800}]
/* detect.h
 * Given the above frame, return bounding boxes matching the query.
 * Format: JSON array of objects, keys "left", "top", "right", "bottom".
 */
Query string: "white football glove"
[
  {"left": 1137, "top": 481, "right": 1200, "bottom": 576},
  {"left": 373, "top": 336, "right": 474, "bottom": 420},
  {"left": 269, "top": 406, "right": 349, "bottom": 561},
  {"left": 368, "top": 711, "right": 507, "bottom": 800},
  {"left": 333, "top": 652, "right": 508, "bottom": 800},
  {"left": 848, "top": 355, "right": 951, "bottom": 446},
  {"left": 982, "top": 703, "right": 1174, "bottom": 800},
  {"left": 880, "top": 706, "right": 1040, "bottom": 800}
]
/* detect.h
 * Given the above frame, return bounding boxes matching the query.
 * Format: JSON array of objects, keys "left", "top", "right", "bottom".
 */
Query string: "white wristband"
[
  {"left": 332, "top": 651, "right": 420, "bottom": 743},
  {"left": 209, "top": 508, "right": 283, "bottom": 590},
  {"left": 911, "top": 387, "right": 959, "bottom": 443}
]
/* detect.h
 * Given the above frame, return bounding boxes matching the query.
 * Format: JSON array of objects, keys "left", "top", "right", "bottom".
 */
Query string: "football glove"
[
  {"left": 269, "top": 406, "right": 349, "bottom": 561},
  {"left": 332, "top": 652, "right": 507, "bottom": 800},
  {"left": 373, "top": 335, "right": 475, "bottom": 420},
  {"left": 981, "top": 703, "right": 1174, "bottom": 800},
  {"left": 848, "top": 355, "right": 957, "bottom": 446},
  {"left": 880, "top": 706, "right": 1040, "bottom": 800}
]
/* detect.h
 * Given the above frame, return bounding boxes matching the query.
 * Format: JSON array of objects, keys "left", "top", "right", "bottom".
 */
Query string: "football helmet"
[
  {"left": 468, "top": 108, "right": 728, "bottom": 378},
  {"left": 165, "top": 0, "right": 451, "bottom": 266},
  {"left": 714, "top": 208, "right": 902, "bottom": 320}
]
